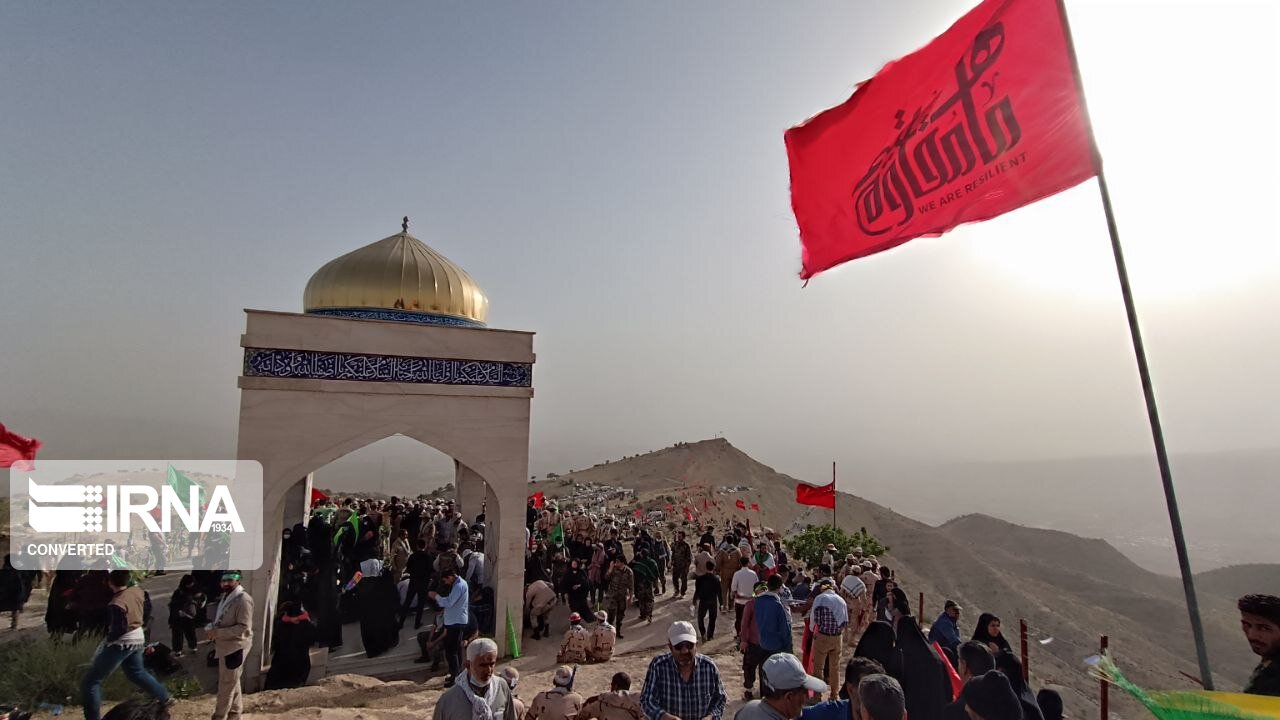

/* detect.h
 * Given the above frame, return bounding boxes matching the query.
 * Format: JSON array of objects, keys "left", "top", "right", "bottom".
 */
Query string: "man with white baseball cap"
[
  {"left": 734, "top": 653, "right": 828, "bottom": 720},
  {"left": 640, "top": 621, "right": 727, "bottom": 720}
]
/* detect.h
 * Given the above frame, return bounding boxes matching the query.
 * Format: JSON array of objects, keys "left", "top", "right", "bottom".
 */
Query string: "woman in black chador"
[
  {"left": 356, "top": 560, "right": 401, "bottom": 658},
  {"left": 265, "top": 600, "right": 317, "bottom": 690}
]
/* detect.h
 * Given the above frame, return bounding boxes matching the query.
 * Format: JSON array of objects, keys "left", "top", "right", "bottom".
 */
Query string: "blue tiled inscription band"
[
  {"left": 244, "top": 347, "right": 532, "bottom": 387},
  {"left": 307, "top": 308, "right": 486, "bottom": 328}
]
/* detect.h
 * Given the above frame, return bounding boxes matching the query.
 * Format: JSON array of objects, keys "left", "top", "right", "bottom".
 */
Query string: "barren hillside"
[
  {"left": 1195, "top": 564, "right": 1280, "bottom": 601},
  {"left": 532, "top": 438, "right": 1258, "bottom": 717}
]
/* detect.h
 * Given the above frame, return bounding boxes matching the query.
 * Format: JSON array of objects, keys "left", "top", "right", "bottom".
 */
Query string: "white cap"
[
  {"left": 761, "top": 653, "right": 829, "bottom": 693},
  {"left": 668, "top": 621, "right": 698, "bottom": 646}
]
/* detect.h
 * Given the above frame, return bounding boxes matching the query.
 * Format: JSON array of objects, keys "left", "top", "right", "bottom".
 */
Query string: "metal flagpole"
[
  {"left": 832, "top": 461, "right": 837, "bottom": 528},
  {"left": 1055, "top": 0, "right": 1214, "bottom": 689}
]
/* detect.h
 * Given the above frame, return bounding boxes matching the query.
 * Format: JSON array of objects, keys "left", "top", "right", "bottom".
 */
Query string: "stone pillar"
[
  {"left": 455, "top": 462, "right": 487, "bottom": 523},
  {"left": 282, "top": 474, "right": 312, "bottom": 529},
  {"left": 488, "top": 471, "right": 528, "bottom": 657},
  {"left": 242, "top": 491, "right": 285, "bottom": 691}
]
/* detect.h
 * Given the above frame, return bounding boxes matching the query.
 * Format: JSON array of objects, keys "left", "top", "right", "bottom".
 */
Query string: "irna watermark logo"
[{"left": 7, "top": 460, "right": 262, "bottom": 572}]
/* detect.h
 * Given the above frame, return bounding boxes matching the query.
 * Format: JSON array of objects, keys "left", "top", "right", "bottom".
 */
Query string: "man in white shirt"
[
  {"left": 731, "top": 556, "right": 760, "bottom": 639},
  {"left": 821, "top": 544, "right": 837, "bottom": 569},
  {"left": 462, "top": 548, "right": 487, "bottom": 587},
  {"left": 840, "top": 568, "right": 868, "bottom": 641}
]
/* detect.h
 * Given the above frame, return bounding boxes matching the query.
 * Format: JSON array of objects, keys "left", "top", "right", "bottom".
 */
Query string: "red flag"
[
  {"left": 751, "top": 503, "right": 760, "bottom": 512},
  {"left": 310, "top": 488, "right": 330, "bottom": 506},
  {"left": 0, "top": 423, "right": 41, "bottom": 469},
  {"left": 665, "top": 503, "right": 673, "bottom": 512},
  {"left": 785, "top": 0, "right": 1097, "bottom": 279},
  {"left": 634, "top": 507, "right": 644, "bottom": 519},
  {"left": 796, "top": 481, "right": 836, "bottom": 509},
  {"left": 735, "top": 499, "right": 747, "bottom": 511},
  {"left": 684, "top": 507, "right": 696, "bottom": 523},
  {"left": 529, "top": 491, "right": 545, "bottom": 509}
]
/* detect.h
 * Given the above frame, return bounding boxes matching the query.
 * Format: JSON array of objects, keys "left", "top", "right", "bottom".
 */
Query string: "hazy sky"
[{"left": 2, "top": 0, "right": 1276, "bottom": 489}]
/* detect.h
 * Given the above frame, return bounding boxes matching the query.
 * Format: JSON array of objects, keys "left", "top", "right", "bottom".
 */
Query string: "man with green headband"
[{"left": 206, "top": 571, "right": 254, "bottom": 720}]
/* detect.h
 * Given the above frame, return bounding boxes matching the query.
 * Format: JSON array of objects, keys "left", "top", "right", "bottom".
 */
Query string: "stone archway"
[{"left": 234, "top": 308, "right": 534, "bottom": 689}]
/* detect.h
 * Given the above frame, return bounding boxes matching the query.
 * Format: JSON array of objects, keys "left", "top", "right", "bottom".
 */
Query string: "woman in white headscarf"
[{"left": 355, "top": 559, "right": 400, "bottom": 658}]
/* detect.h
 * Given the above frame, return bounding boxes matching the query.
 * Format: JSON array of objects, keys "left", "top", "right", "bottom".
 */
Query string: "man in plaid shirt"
[
  {"left": 809, "top": 579, "right": 848, "bottom": 701},
  {"left": 641, "top": 621, "right": 727, "bottom": 720}
]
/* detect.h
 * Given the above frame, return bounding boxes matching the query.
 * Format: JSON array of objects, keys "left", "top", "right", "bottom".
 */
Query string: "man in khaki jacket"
[
  {"left": 589, "top": 610, "right": 616, "bottom": 662},
  {"left": 578, "top": 671, "right": 642, "bottom": 720},
  {"left": 206, "top": 571, "right": 254, "bottom": 720},
  {"left": 557, "top": 612, "right": 591, "bottom": 664},
  {"left": 527, "top": 666, "right": 584, "bottom": 720}
]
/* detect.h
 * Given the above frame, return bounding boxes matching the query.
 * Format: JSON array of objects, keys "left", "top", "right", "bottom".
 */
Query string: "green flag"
[
  {"left": 1090, "top": 653, "right": 1272, "bottom": 720},
  {"left": 548, "top": 522, "right": 564, "bottom": 547},
  {"left": 166, "top": 465, "right": 206, "bottom": 505},
  {"left": 109, "top": 554, "right": 131, "bottom": 570},
  {"left": 505, "top": 607, "right": 521, "bottom": 659},
  {"left": 334, "top": 511, "right": 359, "bottom": 547}
]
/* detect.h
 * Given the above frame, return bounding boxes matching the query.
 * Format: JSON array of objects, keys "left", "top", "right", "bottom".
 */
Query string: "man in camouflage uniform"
[
  {"left": 572, "top": 510, "right": 595, "bottom": 539},
  {"left": 528, "top": 665, "right": 585, "bottom": 720},
  {"left": 589, "top": 610, "right": 616, "bottom": 662},
  {"left": 669, "top": 530, "right": 692, "bottom": 598},
  {"left": 577, "top": 671, "right": 643, "bottom": 720},
  {"left": 556, "top": 612, "right": 591, "bottom": 663},
  {"left": 631, "top": 550, "right": 659, "bottom": 624},
  {"left": 604, "top": 556, "right": 634, "bottom": 639}
]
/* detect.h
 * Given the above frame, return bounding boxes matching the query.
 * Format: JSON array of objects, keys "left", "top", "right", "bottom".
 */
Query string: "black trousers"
[
  {"left": 400, "top": 583, "right": 429, "bottom": 626},
  {"left": 743, "top": 643, "right": 774, "bottom": 689},
  {"left": 697, "top": 602, "right": 717, "bottom": 640},
  {"left": 170, "top": 618, "right": 197, "bottom": 653},
  {"left": 734, "top": 603, "right": 746, "bottom": 635},
  {"left": 443, "top": 624, "right": 465, "bottom": 679},
  {"left": 672, "top": 564, "right": 689, "bottom": 595}
]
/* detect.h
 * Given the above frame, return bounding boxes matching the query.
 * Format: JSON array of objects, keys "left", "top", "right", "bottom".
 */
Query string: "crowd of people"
[
  {"left": 429, "top": 494, "right": 1280, "bottom": 720},
  {"left": 3, "top": 487, "right": 1278, "bottom": 720}
]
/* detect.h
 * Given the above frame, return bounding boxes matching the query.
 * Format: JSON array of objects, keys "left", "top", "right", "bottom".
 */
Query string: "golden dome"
[{"left": 303, "top": 218, "right": 489, "bottom": 327}]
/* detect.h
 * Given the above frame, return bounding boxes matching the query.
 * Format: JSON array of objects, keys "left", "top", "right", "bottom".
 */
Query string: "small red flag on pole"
[
  {"left": 750, "top": 503, "right": 760, "bottom": 512},
  {"left": 529, "top": 491, "right": 545, "bottom": 509},
  {"left": 310, "top": 488, "right": 330, "bottom": 506},
  {"left": 735, "top": 499, "right": 747, "bottom": 511},
  {"left": 0, "top": 423, "right": 41, "bottom": 469},
  {"left": 785, "top": 0, "right": 1097, "bottom": 278}
]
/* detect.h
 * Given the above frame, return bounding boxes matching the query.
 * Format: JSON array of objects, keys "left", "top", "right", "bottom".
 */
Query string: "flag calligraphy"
[
  {"left": 0, "top": 423, "right": 41, "bottom": 469},
  {"left": 796, "top": 481, "right": 836, "bottom": 509},
  {"left": 785, "top": 0, "right": 1097, "bottom": 278}
]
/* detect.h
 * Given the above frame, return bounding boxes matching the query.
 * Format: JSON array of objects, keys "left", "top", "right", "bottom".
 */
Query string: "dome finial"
[{"left": 402, "top": 216, "right": 409, "bottom": 233}]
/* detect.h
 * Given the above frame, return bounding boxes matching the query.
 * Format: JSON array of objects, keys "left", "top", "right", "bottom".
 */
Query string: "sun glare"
[{"left": 970, "top": 0, "right": 1279, "bottom": 302}]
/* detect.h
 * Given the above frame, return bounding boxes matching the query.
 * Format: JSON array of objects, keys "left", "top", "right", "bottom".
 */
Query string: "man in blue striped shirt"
[{"left": 641, "top": 621, "right": 727, "bottom": 720}]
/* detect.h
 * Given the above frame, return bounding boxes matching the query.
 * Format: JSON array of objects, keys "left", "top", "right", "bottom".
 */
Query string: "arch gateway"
[{"left": 234, "top": 220, "right": 534, "bottom": 689}]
